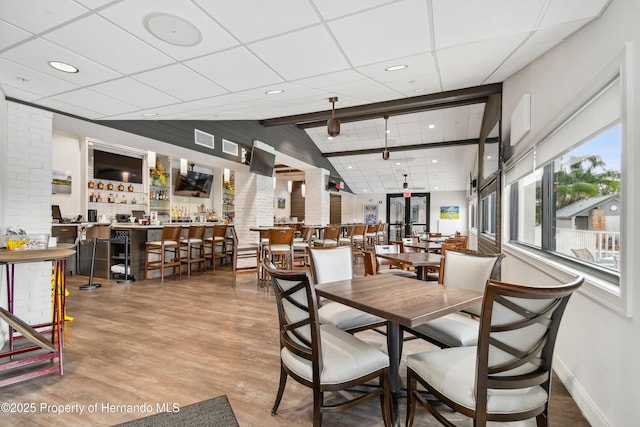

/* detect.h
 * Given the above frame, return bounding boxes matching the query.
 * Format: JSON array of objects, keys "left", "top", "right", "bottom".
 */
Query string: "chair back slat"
[{"left": 473, "top": 276, "right": 584, "bottom": 418}]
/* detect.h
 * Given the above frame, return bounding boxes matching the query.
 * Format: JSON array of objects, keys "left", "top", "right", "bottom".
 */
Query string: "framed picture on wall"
[
  {"left": 363, "top": 204, "right": 378, "bottom": 224},
  {"left": 277, "top": 197, "right": 285, "bottom": 209},
  {"left": 440, "top": 206, "right": 460, "bottom": 219}
]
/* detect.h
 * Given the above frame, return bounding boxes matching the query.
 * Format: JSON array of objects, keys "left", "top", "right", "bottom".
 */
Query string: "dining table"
[
  {"left": 400, "top": 241, "right": 442, "bottom": 253},
  {"left": 315, "top": 274, "right": 482, "bottom": 427},
  {"left": 376, "top": 251, "right": 442, "bottom": 280}
]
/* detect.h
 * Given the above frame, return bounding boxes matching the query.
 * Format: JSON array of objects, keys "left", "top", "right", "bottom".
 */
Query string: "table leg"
[
  {"left": 416, "top": 266, "right": 424, "bottom": 281},
  {"left": 387, "top": 321, "right": 401, "bottom": 427}
]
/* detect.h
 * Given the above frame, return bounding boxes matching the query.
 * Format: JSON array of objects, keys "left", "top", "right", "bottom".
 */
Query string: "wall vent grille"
[{"left": 194, "top": 129, "right": 214, "bottom": 149}]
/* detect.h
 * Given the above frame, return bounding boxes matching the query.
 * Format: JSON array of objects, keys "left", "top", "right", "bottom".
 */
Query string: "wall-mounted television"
[
  {"left": 174, "top": 171, "right": 214, "bottom": 198},
  {"left": 93, "top": 150, "right": 143, "bottom": 183},
  {"left": 248, "top": 146, "right": 275, "bottom": 177}
]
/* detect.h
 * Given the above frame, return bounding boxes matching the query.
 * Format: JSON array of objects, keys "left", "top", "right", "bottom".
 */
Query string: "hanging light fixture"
[
  {"left": 327, "top": 97, "right": 340, "bottom": 137},
  {"left": 403, "top": 174, "right": 409, "bottom": 189},
  {"left": 382, "top": 115, "right": 390, "bottom": 160}
]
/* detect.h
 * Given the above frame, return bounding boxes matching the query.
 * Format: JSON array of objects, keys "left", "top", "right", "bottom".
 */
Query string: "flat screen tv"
[
  {"left": 174, "top": 171, "right": 214, "bottom": 198},
  {"left": 93, "top": 150, "right": 143, "bottom": 183},
  {"left": 249, "top": 146, "right": 275, "bottom": 177}
]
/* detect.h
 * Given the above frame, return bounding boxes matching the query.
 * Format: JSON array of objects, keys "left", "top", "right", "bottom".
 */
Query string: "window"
[
  {"left": 481, "top": 192, "right": 496, "bottom": 236},
  {"left": 508, "top": 77, "right": 622, "bottom": 279}
]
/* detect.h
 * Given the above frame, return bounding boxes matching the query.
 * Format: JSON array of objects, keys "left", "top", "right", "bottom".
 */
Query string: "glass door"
[{"left": 386, "top": 193, "right": 430, "bottom": 240}]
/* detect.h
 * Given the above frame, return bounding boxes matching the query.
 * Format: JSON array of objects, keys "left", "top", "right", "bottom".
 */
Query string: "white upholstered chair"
[
  {"left": 406, "top": 276, "right": 584, "bottom": 426},
  {"left": 406, "top": 250, "right": 505, "bottom": 348},
  {"left": 309, "top": 245, "right": 387, "bottom": 333},
  {"left": 265, "top": 263, "right": 390, "bottom": 426}
]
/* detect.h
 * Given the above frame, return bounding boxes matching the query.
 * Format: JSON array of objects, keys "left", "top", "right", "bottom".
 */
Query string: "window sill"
[{"left": 503, "top": 242, "right": 629, "bottom": 317}]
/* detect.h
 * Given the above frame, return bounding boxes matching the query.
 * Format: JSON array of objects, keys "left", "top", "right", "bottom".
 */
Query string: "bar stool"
[
  {"left": 205, "top": 224, "right": 228, "bottom": 270},
  {"left": 314, "top": 225, "right": 340, "bottom": 247},
  {"left": 229, "top": 226, "right": 260, "bottom": 287},
  {"left": 180, "top": 225, "right": 206, "bottom": 277},
  {"left": 144, "top": 225, "right": 182, "bottom": 283}
]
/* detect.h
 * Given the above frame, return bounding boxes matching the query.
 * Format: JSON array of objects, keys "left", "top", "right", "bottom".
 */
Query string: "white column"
[
  {"left": 304, "top": 168, "right": 330, "bottom": 226},
  {"left": 233, "top": 168, "right": 275, "bottom": 244}
]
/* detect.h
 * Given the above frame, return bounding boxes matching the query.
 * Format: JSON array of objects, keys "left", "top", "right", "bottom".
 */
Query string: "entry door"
[{"left": 386, "top": 193, "right": 429, "bottom": 240}]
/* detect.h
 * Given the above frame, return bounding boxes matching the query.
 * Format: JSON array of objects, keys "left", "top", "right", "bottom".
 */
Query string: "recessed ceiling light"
[
  {"left": 141, "top": 112, "right": 158, "bottom": 117},
  {"left": 395, "top": 162, "right": 401, "bottom": 166},
  {"left": 327, "top": 136, "right": 334, "bottom": 141},
  {"left": 265, "top": 89, "right": 284, "bottom": 95},
  {"left": 363, "top": 189, "right": 368, "bottom": 192},
  {"left": 144, "top": 13, "right": 202, "bottom": 46},
  {"left": 347, "top": 165, "right": 353, "bottom": 169},
  {"left": 431, "top": 159, "right": 438, "bottom": 163},
  {"left": 385, "top": 64, "right": 407, "bottom": 71},
  {"left": 414, "top": 88, "right": 426, "bottom": 93},
  {"left": 487, "top": 155, "right": 492, "bottom": 159},
  {"left": 434, "top": 186, "right": 439, "bottom": 190},
  {"left": 48, "top": 61, "right": 78, "bottom": 73},
  {"left": 428, "top": 124, "right": 436, "bottom": 129}
]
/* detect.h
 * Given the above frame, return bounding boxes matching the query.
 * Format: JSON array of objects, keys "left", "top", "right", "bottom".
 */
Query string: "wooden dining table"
[
  {"left": 376, "top": 251, "right": 442, "bottom": 280},
  {"left": 401, "top": 240, "right": 442, "bottom": 253},
  {"left": 315, "top": 274, "right": 482, "bottom": 427}
]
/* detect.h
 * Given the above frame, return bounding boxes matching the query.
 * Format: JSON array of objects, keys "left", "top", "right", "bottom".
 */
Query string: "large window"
[{"left": 508, "top": 77, "right": 622, "bottom": 279}]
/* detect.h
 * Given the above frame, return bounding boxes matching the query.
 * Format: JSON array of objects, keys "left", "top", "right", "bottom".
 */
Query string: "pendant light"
[
  {"left": 327, "top": 97, "right": 340, "bottom": 137},
  {"left": 403, "top": 174, "right": 409, "bottom": 189},
  {"left": 382, "top": 115, "right": 390, "bottom": 160}
]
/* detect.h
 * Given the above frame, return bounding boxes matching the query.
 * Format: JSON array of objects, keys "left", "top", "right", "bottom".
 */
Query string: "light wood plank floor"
[{"left": 2, "top": 262, "right": 590, "bottom": 426}]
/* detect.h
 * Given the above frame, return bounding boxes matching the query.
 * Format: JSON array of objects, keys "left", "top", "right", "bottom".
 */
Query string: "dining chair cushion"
[
  {"left": 292, "top": 242, "right": 309, "bottom": 249},
  {"left": 282, "top": 324, "right": 389, "bottom": 385},
  {"left": 269, "top": 244, "right": 292, "bottom": 252},
  {"left": 318, "top": 303, "right": 385, "bottom": 331},
  {"left": 147, "top": 240, "right": 179, "bottom": 246},
  {"left": 407, "top": 346, "right": 548, "bottom": 413},
  {"left": 316, "top": 239, "right": 338, "bottom": 246},
  {"left": 180, "top": 238, "right": 203, "bottom": 243},
  {"left": 410, "top": 313, "right": 479, "bottom": 347}
]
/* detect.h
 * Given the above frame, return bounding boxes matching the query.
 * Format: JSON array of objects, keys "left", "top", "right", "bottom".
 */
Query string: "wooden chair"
[
  {"left": 405, "top": 250, "right": 505, "bottom": 349},
  {"left": 293, "top": 226, "right": 314, "bottom": 268},
  {"left": 401, "top": 237, "right": 420, "bottom": 253},
  {"left": 180, "top": 225, "right": 206, "bottom": 277},
  {"left": 406, "top": 275, "right": 584, "bottom": 427},
  {"left": 314, "top": 225, "right": 341, "bottom": 247},
  {"left": 338, "top": 224, "right": 366, "bottom": 259},
  {"left": 373, "top": 244, "right": 417, "bottom": 278},
  {"left": 364, "top": 223, "right": 379, "bottom": 251},
  {"left": 265, "top": 262, "right": 390, "bottom": 426},
  {"left": 205, "top": 224, "right": 228, "bottom": 270},
  {"left": 144, "top": 226, "right": 183, "bottom": 283},
  {"left": 309, "top": 245, "right": 387, "bottom": 334},
  {"left": 266, "top": 227, "right": 294, "bottom": 270},
  {"left": 229, "top": 226, "right": 260, "bottom": 287}
]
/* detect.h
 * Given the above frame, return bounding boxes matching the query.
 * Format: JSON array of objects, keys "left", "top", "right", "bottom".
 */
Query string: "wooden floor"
[{"left": 1, "top": 262, "right": 590, "bottom": 426}]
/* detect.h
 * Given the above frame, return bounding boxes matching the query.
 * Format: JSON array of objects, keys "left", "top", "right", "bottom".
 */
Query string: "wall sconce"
[
  {"left": 301, "top": 182, "right": 306, "bottom": 198},
  {"left": 223, "top": 168, "right": 230, "bottom": 183},
  {"left": 287, "top": 180, "right": 292, "bottom": 193},
  {"left": 148, "top": 151, "right": 156, "bottom": 168},
  {"left": 180, "top": 158, "right": 188, "bottom": 175}
]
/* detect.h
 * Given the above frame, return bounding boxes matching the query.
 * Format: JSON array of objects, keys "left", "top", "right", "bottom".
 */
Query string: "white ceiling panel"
[
  {"left": 0, "top": 0, "right": 609, "bottom": 194},
  {"left": 1, "top": 39, "right": 122, "bottom": 85},
  {"left": 193, "top": 0, "right": 320, "bottom": 43},
  {"left": 43, "top": 15, "right": 173, "bottom": 74},
  {"left": 185, "top": 47, "right": 283, "bottom": 92},
  {"left": 99, "top": 0, "right": 239, "bottom": 61},
  {"left": 133, "top": 64, "right": 227, "bottom": 101},
  {"left": 248, "top": 25, "right": 349, "bottom": 81},
  {"left": 328, "top": 0, "right": 431, "bottom": 67}
]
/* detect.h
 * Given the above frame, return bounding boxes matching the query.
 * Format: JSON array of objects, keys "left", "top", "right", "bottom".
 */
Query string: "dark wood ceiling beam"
[
  {"left": 260, "top": 83, "right": 502, "bottom": 128},
  {"left": 321, "top": 138, "right": 499, "bottom": 158}
]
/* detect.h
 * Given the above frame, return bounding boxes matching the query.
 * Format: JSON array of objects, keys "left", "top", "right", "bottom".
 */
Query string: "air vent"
[{"left": 194, "top": 129, "right": 214, "bottom": 149}]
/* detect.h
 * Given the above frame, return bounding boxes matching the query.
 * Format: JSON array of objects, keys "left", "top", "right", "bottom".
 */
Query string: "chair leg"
[
  {"left": 313, "top": 389, "right": 323, "bottom": 427},
  {"left": 406, "top": 371, "right": 417, "bottom": 427},
  {"left": 271, "top": 365, "right": 288, "bottom": 415}
]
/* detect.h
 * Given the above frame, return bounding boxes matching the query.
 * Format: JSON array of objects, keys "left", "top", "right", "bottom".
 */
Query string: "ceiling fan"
[{"left": 327, "top": 97, "right": 340, "bottom": 137}]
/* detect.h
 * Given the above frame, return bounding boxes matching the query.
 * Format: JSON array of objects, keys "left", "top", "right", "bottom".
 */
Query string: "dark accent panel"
[
  {"left": 330, "top": 194, "right": 341, "bottom": 224},
  {"left": 290, "top": 181, "right": 305, "bottom": 222},
  {"left": 323, "top": 138, "right": 492, "bottom": 158}
]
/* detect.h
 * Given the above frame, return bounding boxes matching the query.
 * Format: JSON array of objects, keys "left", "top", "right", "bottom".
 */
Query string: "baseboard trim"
[{"left": 553, "top": 356, "right": 611, "bottom": 427}]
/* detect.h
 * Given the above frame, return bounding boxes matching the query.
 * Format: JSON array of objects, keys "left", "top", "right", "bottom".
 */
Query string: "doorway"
[{"left": 386, "top": 193, "right": 430, "bottom": 241}]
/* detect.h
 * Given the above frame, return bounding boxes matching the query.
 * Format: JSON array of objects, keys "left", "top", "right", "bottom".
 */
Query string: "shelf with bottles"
[
  {"left": 222, "top": 169, "right": 234, "bottom": 221},
  {"left": 88, "top": 191, "right": 145, "bottom": 205}
]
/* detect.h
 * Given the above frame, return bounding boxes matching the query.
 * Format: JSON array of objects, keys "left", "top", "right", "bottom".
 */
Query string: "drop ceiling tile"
[
  {"left": 44, "top": 14, "right": 173, "bottom": 74},
  {"left": 0, "top": 58, "right": 79, "bottom": 96},
  {"left": 74, "top": 0, "right": 115, "bottom": 8},
  {"left": 0, "top": 0, "right": 88, "bottom": 34},
  {"left": 133, "top": 64, "right": 227, "bottom": 101},
  {"left": 541, "top": 0, "right": 610, "bottom": 27},
  {"left": 328, "top": 0, "right": 431, "bottom": 67},
  {"left": 185, "top": 46, "right": 283, "bottom": 92},
  {"left": 99, "top": 0, "right": 238, "bottom": 61},
  {"left": 90, "top": 77, "right": 181, "bottom": 109},
  {"left": 53, "top": 88, "right": 139, "bottom": 117},
  {"left": 1, "top": 38, "right": 122, "bottom": 85},
  {"left": 437, "top": 34, "right": 528, "bottom": 90},
  {"left": 248, "top": 25, "right": 349, "bottom": 81},
  {"left": 0, "top": 21, "right": 32, "bottom": 50},
  {"left": 432, "top": 0, "right": 545, "bottom": 49},
  {"left": 193, "top": 0, "right": 319, "bottom": 43},
  {"left": 38, "top": 97, "right": 104, "bottom": 120}
]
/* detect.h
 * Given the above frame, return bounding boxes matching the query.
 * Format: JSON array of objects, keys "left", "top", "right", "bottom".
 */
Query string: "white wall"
[
  {"left": 501, "top": 1, "right": 639, "bottom": 425},
  {"left": 273, "top": 178, "right": 290, "bottom": 220},
  {"left": 51, "top": 130, "right": 82, "bottom": 218},
  {"left": 430, "top": 191, "right": 469, "bottom": 235}
]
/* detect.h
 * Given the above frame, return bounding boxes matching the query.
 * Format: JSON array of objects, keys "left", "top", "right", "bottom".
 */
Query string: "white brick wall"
[
  {"left": 1, "top": 103, "right": 55, "bottom": 343},
  {"left": 233, "top": 168, "right": 274, "bottom": 245},
  {"left": 304, "top": 168, "right": 330, "bottom": 225}
]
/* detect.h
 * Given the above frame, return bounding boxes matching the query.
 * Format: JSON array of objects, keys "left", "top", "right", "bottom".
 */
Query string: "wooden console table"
[{"left": 0, "top": 245, "right": 75, "bottom": 387}]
